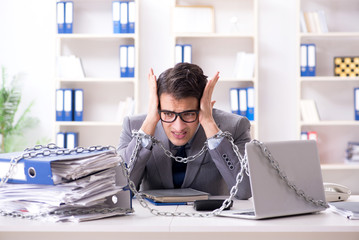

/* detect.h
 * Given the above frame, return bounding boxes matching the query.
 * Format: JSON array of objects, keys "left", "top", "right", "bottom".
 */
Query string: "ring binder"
[{"left": 0, "top": 147, "right": 118, "bottom": 185}]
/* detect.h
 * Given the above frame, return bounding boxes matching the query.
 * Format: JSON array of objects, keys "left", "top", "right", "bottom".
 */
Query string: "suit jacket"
[{"left": 118, "top": 108, "right": 252, "bottom": 199}]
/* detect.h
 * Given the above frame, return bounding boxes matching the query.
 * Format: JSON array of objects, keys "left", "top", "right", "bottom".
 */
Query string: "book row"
[
  {"left": 174, "top": 47, "right": 255, "bottom": 79},
  {"left": 300, "top": 131, "right": 318, "bottom": 141},
  {"left": 300, "top": 43, "right": 316, "bottom": 76},
  {"left": 300, "top": 10, "right": 328, "bottom": 33},
  {"left": 120, "top": 45, "right": 135, "bottom": 78},
  {"left": 300, "top": 88, "right": 359, "bottom": 122},
  {"left": 113, "top": 1, "right": 135, "bottom": 34},
  {"left": 56, "top": 45, "right": 135, "bottom": 79},
  {"left": 56, "top": 88, "right": 83, "bottom": 122},
  {"left": 56, "top": 132, "right": 78, "bottom": 149},
  {"left": 56, "top": 1, "right": 136, "bottom": 34},
  {"left": 229, "top": 87, "right": 254, "bottom": 121},
  {"left": 56, "top": 1, "right": 73, "bottom": 34},
  {"left": 175, "top": 44, "right": 192, "bottom": 64},
  {"left": 301, "top": 43, "right": 359, "bottom": 77}
]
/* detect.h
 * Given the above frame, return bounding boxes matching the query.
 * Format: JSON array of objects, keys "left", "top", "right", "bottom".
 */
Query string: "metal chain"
[
  {"left": 0, "top": 144, "right": 132, "bottom": 220},
  {"left": 0, "top": 132, "right": 329, "bottom": 220},
  {"left": 128, "top": 130, "right": 329, "bottom": 217},
  {"left": 132, "top": 130, "right": 209, "bottom": 164},
  {"left": 251, "top": 139, "right": 329, "bottom": 208}
]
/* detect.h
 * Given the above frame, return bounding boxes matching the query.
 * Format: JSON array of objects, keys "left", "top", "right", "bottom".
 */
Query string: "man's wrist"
[
  {"left": 201, "top": 118, "right": 220, "bottom": 138},
  {"left": 141, "top": 117, "right": 158, "bottom": 136}
]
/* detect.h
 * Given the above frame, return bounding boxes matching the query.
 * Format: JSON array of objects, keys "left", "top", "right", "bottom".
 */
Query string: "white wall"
[
  {"left": 0, "top": 1, "right": 56, "bottom": 148},
  {"left": 0, "top": 0, "right": 298, "bottom": 146}
]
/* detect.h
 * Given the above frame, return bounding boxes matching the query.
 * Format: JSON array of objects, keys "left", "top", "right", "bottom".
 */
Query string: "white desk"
[{"left": 0, "top": 196, "right": 358, "bottom": 240}]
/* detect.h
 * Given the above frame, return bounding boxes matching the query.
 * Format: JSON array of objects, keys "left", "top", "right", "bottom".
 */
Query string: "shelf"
[
  {"left": 55, "top": 121, "right": 123, "bottom": 127},
  {"left": 321, "top": 164, "right": 359, "bottom": 170},
  {"left": 218, "top": 78, "right": 255, "bottom": 83},
  {"left": 57, "top": 77, "right": 136, "bottom": 83},
  {"left": 300, "top": 121, "right": 359, "bottom": 126},
  {"left": 174, "top": 33, "right": 255, "bottom": 39},
  {"left": 300, "top": 76, "right": 359, "bottom": 82},
  {"left": 56, "top": 34, "right": 136, "bottom": 40},
  {"left": 300, "top": 32, "right": 359, "bottom": 38}
]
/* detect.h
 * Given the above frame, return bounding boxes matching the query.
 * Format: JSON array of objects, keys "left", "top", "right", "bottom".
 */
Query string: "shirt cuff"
[
  {"left": 207, "top": 130, "right": 224, "bottom": 150},
  {"left": 138, "top": 129, "right": 153, "bottom": 150}
]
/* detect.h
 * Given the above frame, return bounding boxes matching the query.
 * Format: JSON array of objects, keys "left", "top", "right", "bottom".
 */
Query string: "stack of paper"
[{"left": 0, "top": 148, "right": 133, "bottom": 222}]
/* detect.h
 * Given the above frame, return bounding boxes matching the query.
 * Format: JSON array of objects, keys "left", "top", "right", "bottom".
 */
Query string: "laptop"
[{"left": 219, "top": 140, "right": 327, "bottom": 219}]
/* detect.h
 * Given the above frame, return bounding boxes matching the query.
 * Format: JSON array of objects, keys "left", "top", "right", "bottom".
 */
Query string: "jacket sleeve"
[
  {"left": 208, "top": 116, "right": 252, "bottom": 200},
  {"left": 117, "top": 116, "right": 152, "bottom": 190}
]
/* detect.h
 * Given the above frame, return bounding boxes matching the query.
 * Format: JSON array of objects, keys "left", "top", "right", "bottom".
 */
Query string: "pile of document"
[
  {"left": 346, "top": 142, "right": 359, "bottom": 162},
  {"left": 0, "top": 148, "right": 133, "bottom": 222}
]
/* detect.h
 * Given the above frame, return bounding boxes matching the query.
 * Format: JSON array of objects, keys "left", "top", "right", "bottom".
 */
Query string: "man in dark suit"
[{"left": 118, "top": 63, "right": 251, "bottom": 199}]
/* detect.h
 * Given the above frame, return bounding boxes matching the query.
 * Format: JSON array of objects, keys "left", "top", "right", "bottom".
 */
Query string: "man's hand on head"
[{"left": 199, "top": 71, "right": 220, "bottom": 138}]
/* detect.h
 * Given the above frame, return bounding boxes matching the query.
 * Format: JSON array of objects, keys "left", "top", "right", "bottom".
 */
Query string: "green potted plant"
[{"left": 0, "top": 66, "right": 38, "bottom": 153}]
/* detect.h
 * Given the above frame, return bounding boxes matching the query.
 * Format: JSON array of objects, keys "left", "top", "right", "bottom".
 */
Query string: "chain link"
[
  {"left": 0, "top": 132, "right": 329, "bottom": 220},
  {"left": 128, "top": 130, "right": 329, "bottom": 217}
]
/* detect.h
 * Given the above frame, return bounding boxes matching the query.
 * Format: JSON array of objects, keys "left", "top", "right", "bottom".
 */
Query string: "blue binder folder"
[
  {"left": 175, "top": 44, "right": 183, "bottom": 63},
  {"left": 127, "top": 45, "right": 135, "bottom": 78},
  {"left": 56, "top": 132, "right": 66, "bottom": 148},
  {"left": 0, "top": 149, "right": 114, "bottom": 185},
  {"left": 63, "top": 88, "right": 73, "bottom": 121},
  {"left": 64, "top": 1, "right": 73, "bottom": 34},
  {"left": 307, "top": 43, "right": 316, "bottom": 76},
  {"left": 66, "top": 132, "right": 78, "bottom": 149},
  {"left": 74, "top": 89, "right": 83, "bottom": 121},
  {"left": 300, "top": 44, "right": 308, "bottom": 76},
  {"left": 229, "top": 88, "right": 239, "bottom": 115},
  {"left": 112, "top": 1, "right": 120, "bottom": 34},
  {"left": 238, "top": 88, "right": 247, "bottom": 117},
  {"left": 128, "top": 1, "right": 135, "bottom": 33},
  {"left": 120, "top": 45, "right": 128, "bottom": 77},
  {"left": 183, "top": 44, "right": 192, "bottom": 63},
  {"left": 119, "top": 1, "right": 128, "bottom": 33},
  {"left": 246, "top": 87, "right": 255, "bottom": 121},
  {"left": 56, "top": 89, "right": 64, "bottom": 121},
  {"left": 56, "top": 2, "right": 65, "bottom": 34},
  {"left": 355, "top": 88, "right": 359, "bottom": 121}
]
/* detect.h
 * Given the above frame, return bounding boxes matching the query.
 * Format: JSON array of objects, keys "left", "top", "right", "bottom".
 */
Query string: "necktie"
[{"left": 172, "top": 145, "right": 187, "bottom": 188}]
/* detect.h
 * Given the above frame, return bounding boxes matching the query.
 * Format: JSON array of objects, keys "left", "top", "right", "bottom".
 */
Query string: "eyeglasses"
[{"left": 158, "top": 110, "right": 199, "bottom": 123}]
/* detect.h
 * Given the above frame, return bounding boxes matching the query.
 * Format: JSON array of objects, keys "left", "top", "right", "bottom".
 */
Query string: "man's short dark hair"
[{"left": 157, "top": 63, "right": 208, "bottom": 107}]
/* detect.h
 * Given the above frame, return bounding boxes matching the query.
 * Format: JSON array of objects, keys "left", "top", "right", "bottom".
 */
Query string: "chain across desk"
[{"left": 0, "top": 196, "right": 358, "bottom": 240}]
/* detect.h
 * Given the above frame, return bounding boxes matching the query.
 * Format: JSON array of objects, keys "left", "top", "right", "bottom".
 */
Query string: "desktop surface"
[{"left": 0, "top": 196, "right": 358, "bottom": 240}]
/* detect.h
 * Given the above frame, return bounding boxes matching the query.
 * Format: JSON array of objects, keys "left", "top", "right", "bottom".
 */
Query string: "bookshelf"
[
  {"left": 297, "top": 0, "right": 359, "bottom": 168},
  {"left": 54, "top": 0, "right": 139, "bottom": 147},
  {"left": 171, "top": 0, "right": 259, "bottom": 139}
]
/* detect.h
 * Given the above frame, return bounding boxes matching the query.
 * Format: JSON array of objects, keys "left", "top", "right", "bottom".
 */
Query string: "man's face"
[{"left": 159, "top": 93, "right": 199, "bottom": 146}]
